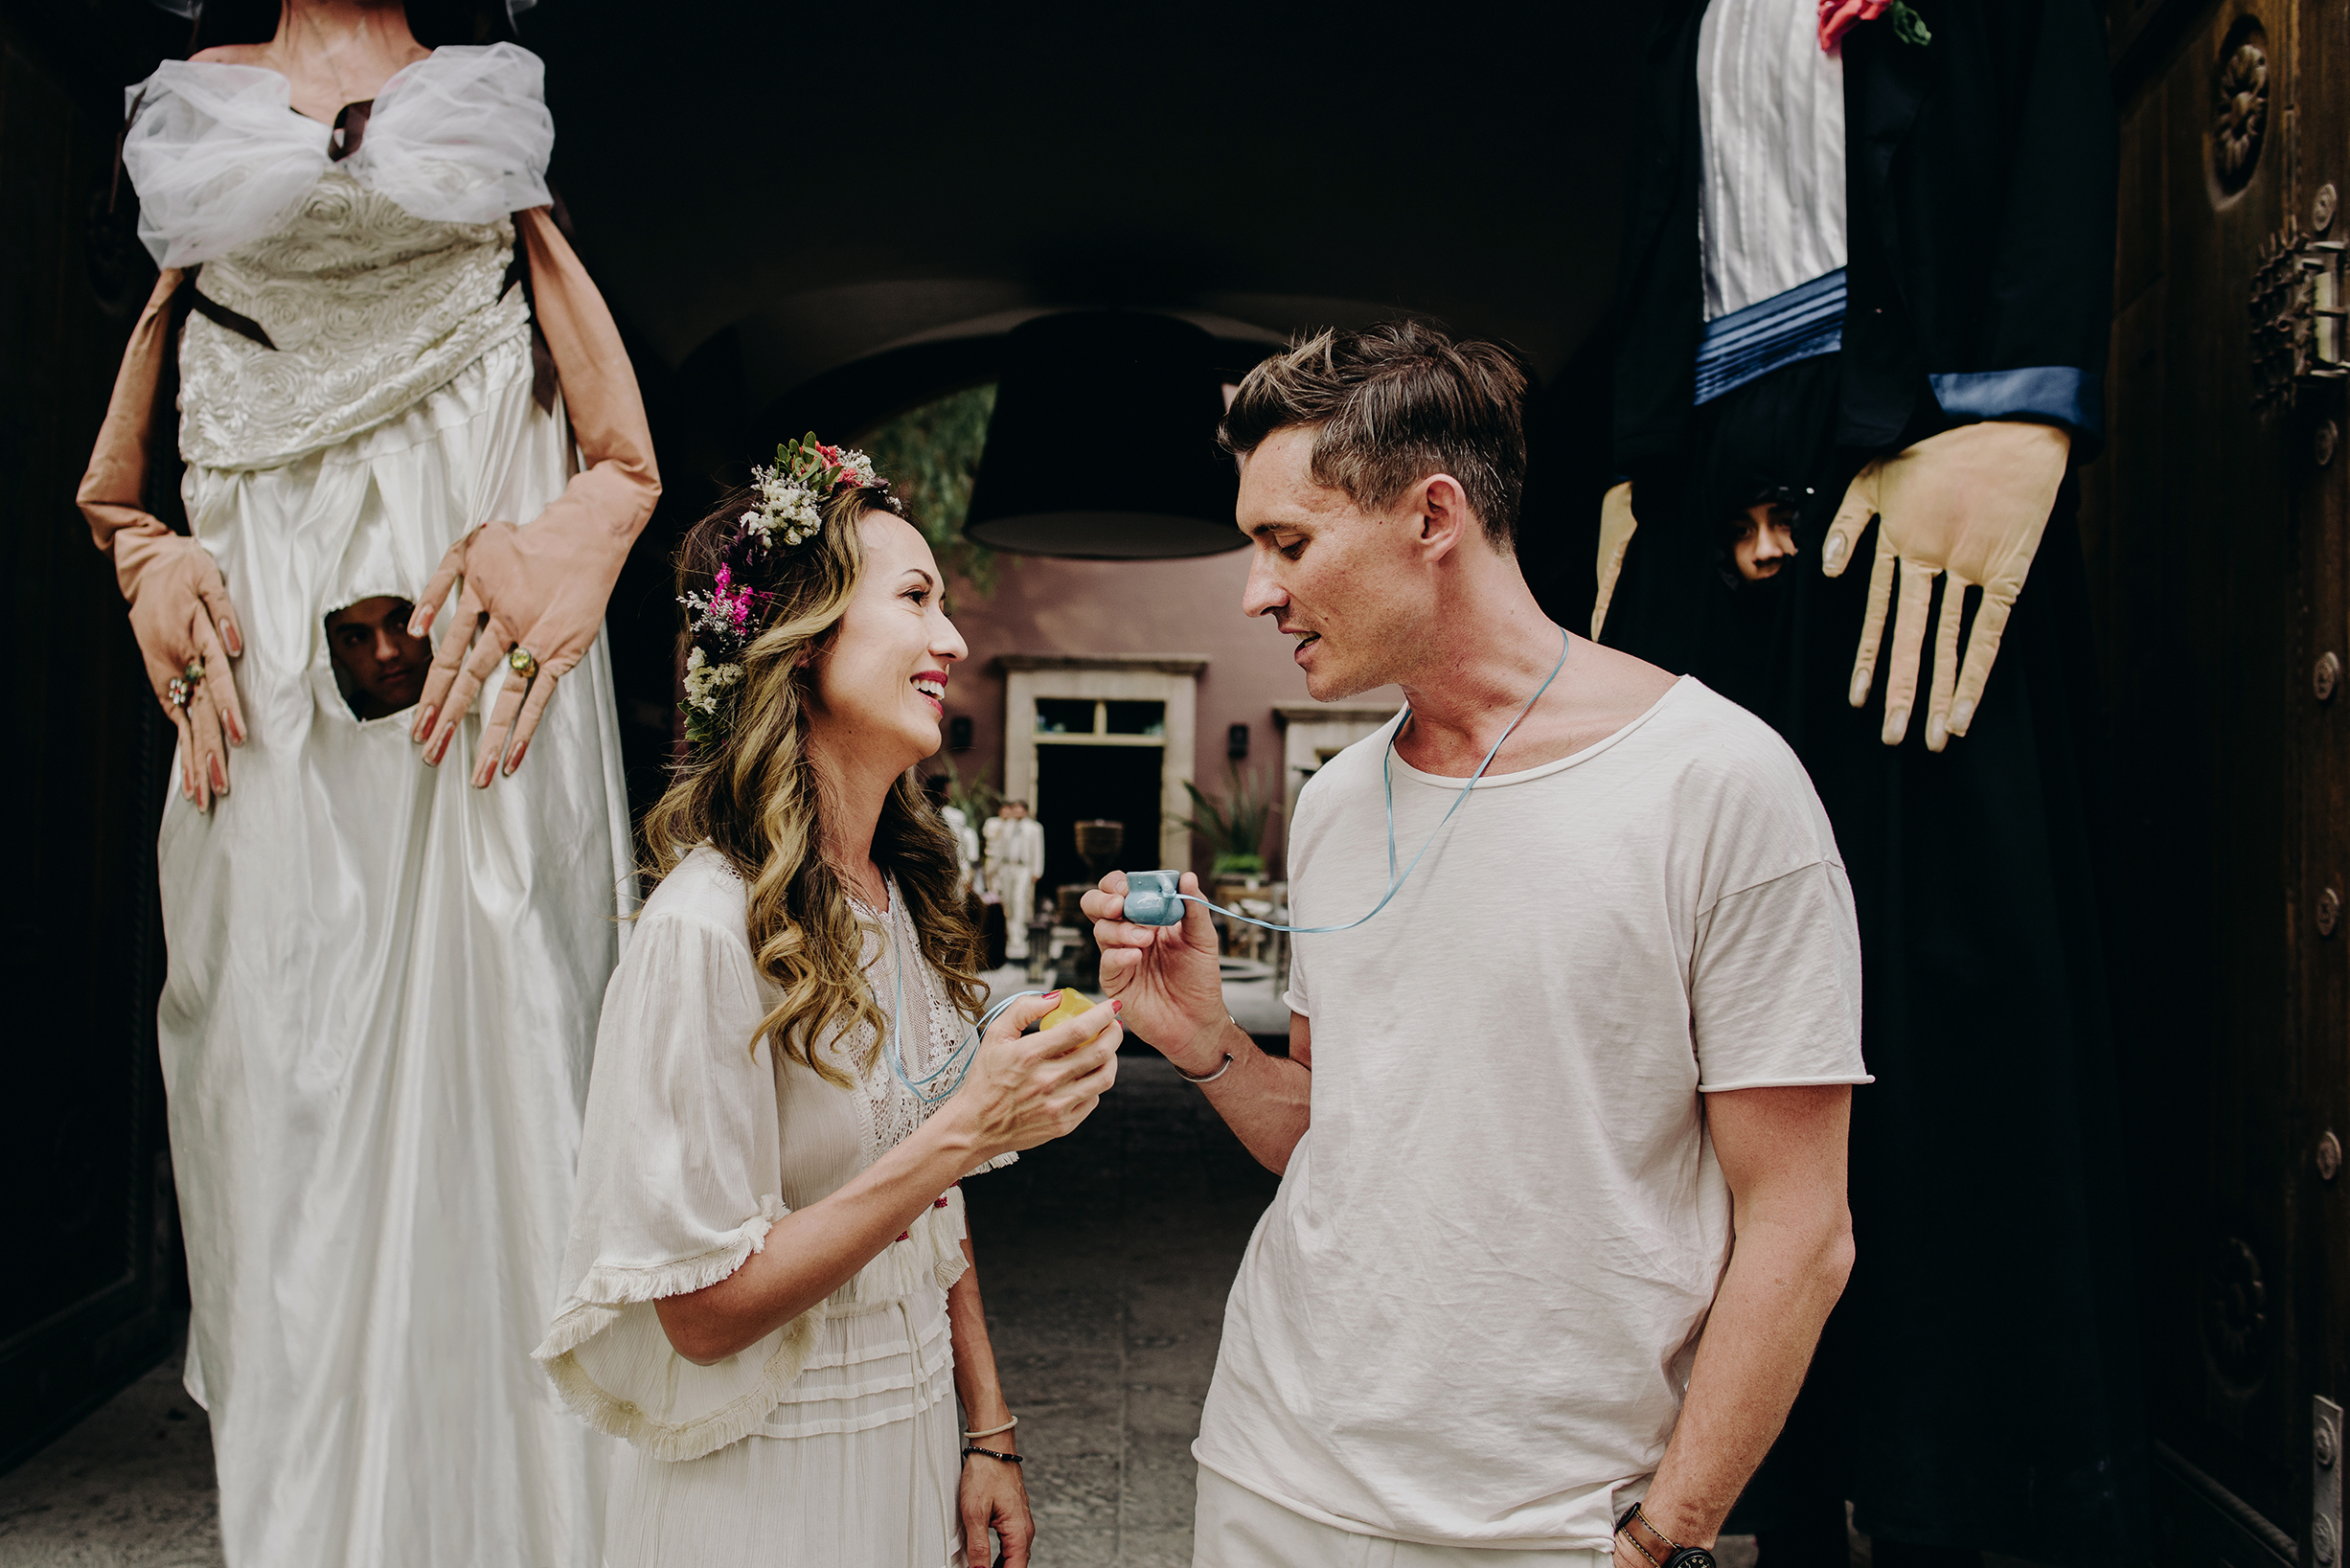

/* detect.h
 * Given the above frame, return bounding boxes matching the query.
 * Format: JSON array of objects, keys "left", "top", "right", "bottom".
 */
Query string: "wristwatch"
[{"left": 1614, "top": 1502, "right": 1718, "bottom": 1568}]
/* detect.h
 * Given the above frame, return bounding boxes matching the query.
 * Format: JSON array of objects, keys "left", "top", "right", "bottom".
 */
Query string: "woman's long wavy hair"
[{"left": 639, "top": 483, "right": 986, "bottom": 1086}]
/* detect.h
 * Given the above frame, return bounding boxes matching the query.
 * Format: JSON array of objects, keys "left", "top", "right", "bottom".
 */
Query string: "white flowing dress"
[
  {"left": 122, "top": 45, "right": 630, "bottom": 1568},
  {"left": 536, "top": 849, "right": 1013, "bottom": 1568}
]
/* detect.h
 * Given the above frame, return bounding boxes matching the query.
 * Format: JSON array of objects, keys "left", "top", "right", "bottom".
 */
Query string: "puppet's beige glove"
[
  {"left": 1821, "top": 421, "right": 2069, "bottom": 751},
  {"left": 118, "top": 527, "right": 248, "bottom": 810},
  {"left": 410, "top": 208, "right": 660, "bottom": 786},
  {"left": 1590, "top": 481, "right": 1638, "bottom": 641},
  {"left": 77, "top": 267, "right": 249, "bottom": 811}
]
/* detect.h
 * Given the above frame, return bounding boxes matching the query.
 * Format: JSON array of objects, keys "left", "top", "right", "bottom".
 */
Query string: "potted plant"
[{"left": 1175, "top": 763, "right": 1273, "bottom": 890}]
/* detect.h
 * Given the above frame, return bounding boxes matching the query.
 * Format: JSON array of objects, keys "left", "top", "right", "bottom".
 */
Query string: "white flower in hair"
[{"left": 682, "top": 645, "right": 744, "bottom": 716}]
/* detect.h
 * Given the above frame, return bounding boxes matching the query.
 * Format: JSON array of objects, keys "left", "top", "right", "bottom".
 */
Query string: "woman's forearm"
[
  {"left": 946, "top": 1240, "right": 1015, "bottom": 1443},
  {"left": 656, "top": 1110, "right": 986, "bottom": 1365}
]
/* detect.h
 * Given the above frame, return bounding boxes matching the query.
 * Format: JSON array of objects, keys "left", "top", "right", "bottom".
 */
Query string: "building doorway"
[
  {"left": 999, "top": 654, "right": 1205, "bottom": 874},
  {"left": 1034, "top": 739, "right": 1165, "bottom": 900}
]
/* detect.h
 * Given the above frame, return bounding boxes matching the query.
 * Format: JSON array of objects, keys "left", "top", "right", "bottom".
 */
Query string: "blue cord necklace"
[
  {"left": 1172, "top": 625, "right": 1570, "bottom": 935},
  {"left": 869, "top": 878, "right": 1043, "bottom": 1108},
  {"left": 875, "top": 625, "right": 1572, "bottom": 1102}
]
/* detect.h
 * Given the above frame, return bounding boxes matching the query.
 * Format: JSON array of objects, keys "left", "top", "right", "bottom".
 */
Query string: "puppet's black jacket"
[{"left": 1609, "top": 0, "right": 2119, "bottom": 466}]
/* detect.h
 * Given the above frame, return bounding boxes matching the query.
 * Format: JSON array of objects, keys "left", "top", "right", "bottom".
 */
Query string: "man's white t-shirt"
[{"left": 1193, "top": 677, "right": 1869, "bottom": 1551}]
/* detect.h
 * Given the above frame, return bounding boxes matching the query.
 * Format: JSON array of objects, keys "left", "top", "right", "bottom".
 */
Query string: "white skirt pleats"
[
  {"left": 161, "top": 331, "right": 630, "bottom": 1568},
  {"left": 605, "top": 1286, "right": 967, "bottom": 1568}
]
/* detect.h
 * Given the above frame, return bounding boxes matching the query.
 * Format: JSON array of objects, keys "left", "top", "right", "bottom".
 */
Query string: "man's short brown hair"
[{"left": 1219, "top": 320, "right": 1529, "bottom": 549}]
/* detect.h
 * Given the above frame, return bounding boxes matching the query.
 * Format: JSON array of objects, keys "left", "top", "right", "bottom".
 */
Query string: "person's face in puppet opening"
[
  {"left": 326, "top": 596, "right": 430, "bottom": 719},
  {"left": 1731, "top": 503, "right": 1799, "bottom": 582}
]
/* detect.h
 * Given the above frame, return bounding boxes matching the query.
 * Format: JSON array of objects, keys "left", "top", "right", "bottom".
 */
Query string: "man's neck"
[{"left": 1386, "top": 575, "right": 1570, "bottom": 777}]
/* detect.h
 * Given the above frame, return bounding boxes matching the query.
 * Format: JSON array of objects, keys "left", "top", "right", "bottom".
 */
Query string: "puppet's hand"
[
  {"left": 407, "top": 505, "right": 630, "bottom": 786},
  {"left": 118, "top": 529, "right": 246, "bottom": 811},
  {"left": 1821, "top": 421, "right": 2068, "bottom": 750},
  {"left": 1591, "top": 481, "right": 1638, "bottom": 642}
]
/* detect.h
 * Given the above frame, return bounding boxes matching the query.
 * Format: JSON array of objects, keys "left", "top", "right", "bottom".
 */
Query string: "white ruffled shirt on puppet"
[{"left": 537, "top": 848, "right": 1014, "bottom": 1568}]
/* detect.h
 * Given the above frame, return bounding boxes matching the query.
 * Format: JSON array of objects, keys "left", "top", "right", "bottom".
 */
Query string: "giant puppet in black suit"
[{"left": 1597, "top": 4, "right": 2143, "bottom": 1566}]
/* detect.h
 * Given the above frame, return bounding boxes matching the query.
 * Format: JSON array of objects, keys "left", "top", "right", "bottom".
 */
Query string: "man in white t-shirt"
[{"left": 1084, "top": 321, "right": 1869, "bottom": 1568}]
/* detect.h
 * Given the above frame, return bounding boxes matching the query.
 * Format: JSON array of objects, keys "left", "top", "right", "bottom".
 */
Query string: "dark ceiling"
[
  {"left": 519, "top": 1, "right": 1639, "bottom": 426},
  {"left": 17, "top": 0, "right": 1638, "bottom": 800}
]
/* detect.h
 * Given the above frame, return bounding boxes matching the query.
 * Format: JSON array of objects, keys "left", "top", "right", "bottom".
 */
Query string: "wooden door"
[
  {"left": 2095, "top": 0, "right": 2350, "bottom": 1560},
  {"left": 0, "top": 3, "right": 188, "bottom": 1474}
]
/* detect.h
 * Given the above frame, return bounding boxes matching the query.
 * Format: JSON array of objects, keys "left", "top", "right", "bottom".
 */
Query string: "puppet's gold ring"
[{"left": 508, "top": 647, "right": 539, "bottom": 681}]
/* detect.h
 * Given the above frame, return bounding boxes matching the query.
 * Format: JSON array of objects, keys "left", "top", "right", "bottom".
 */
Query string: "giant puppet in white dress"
[{"left": 77, "top": 38, "right": 656, "bottom": 1568}]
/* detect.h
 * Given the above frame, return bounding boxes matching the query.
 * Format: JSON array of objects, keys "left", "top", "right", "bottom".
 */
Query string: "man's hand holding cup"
[{"left": 1081, "top": 871, "right": 1230, "bottom": 1077}]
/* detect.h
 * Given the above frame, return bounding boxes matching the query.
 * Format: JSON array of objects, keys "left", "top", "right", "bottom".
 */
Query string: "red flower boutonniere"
[{"left": 1818, "top": 0, "right": 1931, "bottom": 53}]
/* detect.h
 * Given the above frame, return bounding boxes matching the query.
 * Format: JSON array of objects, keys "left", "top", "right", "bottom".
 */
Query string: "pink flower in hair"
[{"left": 711, "top": 564, "right": 755, "bottom": 627}]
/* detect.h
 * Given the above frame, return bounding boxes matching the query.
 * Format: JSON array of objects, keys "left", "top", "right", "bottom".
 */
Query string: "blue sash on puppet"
[{"left": 1692, "top": 267, "right": 1846, "bottom": 406}]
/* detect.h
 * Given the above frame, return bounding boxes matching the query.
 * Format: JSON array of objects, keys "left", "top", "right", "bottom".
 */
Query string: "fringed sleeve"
[
  {"left": 533, "top": 906, "right": 812, "bottom": 1462},
  {"left": 533, "top": 888, "right": 983, "bottom": 1463}
]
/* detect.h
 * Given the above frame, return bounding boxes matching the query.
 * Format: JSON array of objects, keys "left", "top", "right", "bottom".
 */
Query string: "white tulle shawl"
[{"left": 123, "top": 42, "right": 554, "bottom": 268}]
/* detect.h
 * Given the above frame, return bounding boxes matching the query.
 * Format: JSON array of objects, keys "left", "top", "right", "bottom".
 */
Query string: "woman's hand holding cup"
[{"left": 950, "top": 990, "right": 1122, "bottom": 1159}]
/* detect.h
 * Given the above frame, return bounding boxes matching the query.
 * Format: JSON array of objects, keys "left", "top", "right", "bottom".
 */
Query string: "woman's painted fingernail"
[
  {"left": 1041, "top": 990, "right": 1061, "bottom": 1003},
  {"left": 504, "top": 741, "right": 526, "bottom": 775},
  {"left": 1111, "top": 999, "right": 1122, "bottom": 1014}
]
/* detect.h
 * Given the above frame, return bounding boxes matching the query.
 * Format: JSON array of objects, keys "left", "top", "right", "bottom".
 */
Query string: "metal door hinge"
[
  {"left": 2250, "top": 219, "right": 2348, "bottom": 410},
  {"left": 2315, "top": 1396, "right": 2342, "bottom": 1564}
]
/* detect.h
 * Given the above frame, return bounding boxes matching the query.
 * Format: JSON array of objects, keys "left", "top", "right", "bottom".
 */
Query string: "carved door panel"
[
  {"left": 0, "top": 11, "right": 184, "bottom": 1474},
  {"left": 2094, "top": 1, "right": 2348, "bottom": 1562}
]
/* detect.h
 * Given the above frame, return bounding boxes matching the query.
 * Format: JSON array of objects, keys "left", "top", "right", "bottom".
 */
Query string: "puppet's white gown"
[{"left": 123, "top": 45, "right": 626, "bottom": 1566}]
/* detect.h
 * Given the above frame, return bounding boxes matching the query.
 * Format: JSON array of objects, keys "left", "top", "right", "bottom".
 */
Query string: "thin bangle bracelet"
[
  {"left": 964, "top": 1416, "right": 1018, "bottom": 1440},
  {"left": 1180, "top": 1016, "right": 1243, "bottom": 1084}
]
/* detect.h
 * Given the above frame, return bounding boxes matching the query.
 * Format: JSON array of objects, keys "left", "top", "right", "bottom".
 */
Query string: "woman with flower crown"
[
  {"left": 536, "top": 440, "right": 1121, "bottom": 1567},
  {"left": 76, "top": 3, "right": 654, "bottom": 1563}
]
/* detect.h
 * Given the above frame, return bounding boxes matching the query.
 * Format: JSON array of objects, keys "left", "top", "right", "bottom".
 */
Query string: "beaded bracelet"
[{"left": 963, "top": 1445, "right": 1023, "bottom": 1466}]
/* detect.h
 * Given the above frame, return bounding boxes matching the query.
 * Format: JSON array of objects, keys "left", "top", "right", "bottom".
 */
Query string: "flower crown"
[{"left": 678, "top": 432, "right": 887, "bottom": 745}]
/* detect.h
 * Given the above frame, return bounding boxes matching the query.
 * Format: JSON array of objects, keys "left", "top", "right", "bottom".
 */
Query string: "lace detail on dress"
[
  {"left": 176, "top": 170, "right": 529, "bottom": 470},
  {"left": 847, "top": 880, "right": 974, "bottom": 1170}
]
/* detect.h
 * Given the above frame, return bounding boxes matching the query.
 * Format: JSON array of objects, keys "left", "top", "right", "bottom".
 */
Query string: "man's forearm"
[
  {"left": 1627, "top": 1212, "right": 1855, "bottom": 1554},
  {"left": 1187, "top": 1020, "right": 1312, "bottom": 1174}
]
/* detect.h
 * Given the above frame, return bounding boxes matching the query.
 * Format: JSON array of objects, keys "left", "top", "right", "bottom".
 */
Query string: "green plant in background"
[
  {"left": 929, "top": 752, "right": 1003, "bottom": 824},
  {"left": 1176, "top": 763, "right": 1274, "bottom": 879},
  {"left": 858, "top": 384, "right": 1004, "bottom": 602}
]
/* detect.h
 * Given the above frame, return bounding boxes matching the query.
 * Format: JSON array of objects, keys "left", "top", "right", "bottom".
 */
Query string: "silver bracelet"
[{"left": 1179, "top": 1015, "right": 1244, "bottom": 1085}]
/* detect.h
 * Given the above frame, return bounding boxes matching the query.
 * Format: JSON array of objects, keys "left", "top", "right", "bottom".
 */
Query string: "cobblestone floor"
[
  {"left": 0, "top": 1057, "right": 1785, "bottom": 1568},
  {"left": 0, "top": 1058, "right": 1280, "bottom": 1568}
]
